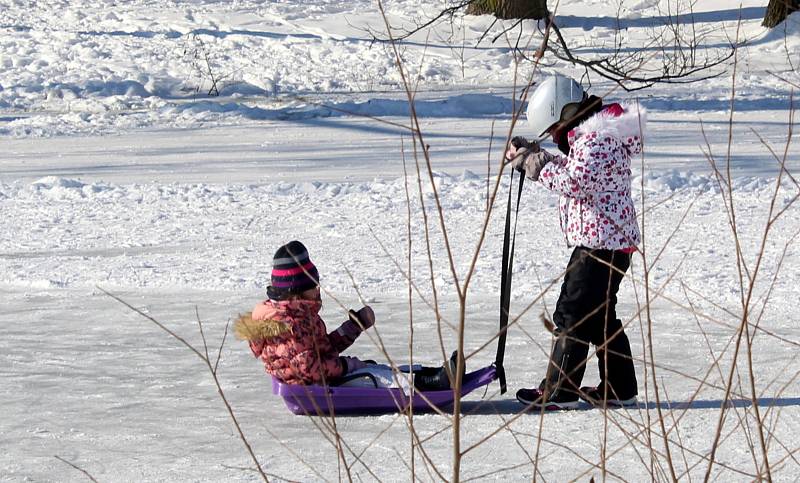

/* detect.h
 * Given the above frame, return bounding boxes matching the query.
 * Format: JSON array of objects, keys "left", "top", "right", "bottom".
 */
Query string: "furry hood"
[
  {"left": 573, "top": 102, "right": 647, "bottom": 154},
  {"left": 234, "top": 298, "right": 322, "bottom": 341},
  {"left": 234, "top": 312, "right": 292, "bottom": 341}
]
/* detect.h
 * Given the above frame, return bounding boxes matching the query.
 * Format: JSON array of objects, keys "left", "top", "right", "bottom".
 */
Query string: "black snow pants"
[{"left": 540, "top": 246, "right": 638, "bottom": 400}]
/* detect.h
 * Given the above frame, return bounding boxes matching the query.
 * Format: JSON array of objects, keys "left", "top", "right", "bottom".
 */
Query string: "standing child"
[
  {"left": 506, "top": 73, "right": 643, "bottom": 409},
  {"left": 235, "top": 241, "right": 460, "bottom": 391}
]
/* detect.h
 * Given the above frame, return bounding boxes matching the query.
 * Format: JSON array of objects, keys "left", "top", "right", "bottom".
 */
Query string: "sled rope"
[{"left": 495, "top": 168, "right": 525, "bottom": 394}]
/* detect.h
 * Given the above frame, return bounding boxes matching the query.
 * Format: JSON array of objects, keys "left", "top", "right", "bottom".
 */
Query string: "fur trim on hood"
[
  {"left": 574, "top": 102, "right": 647, "bottom": 152},
  {"left": 234, "top": 312, "right": 292, "bottom": 341}
]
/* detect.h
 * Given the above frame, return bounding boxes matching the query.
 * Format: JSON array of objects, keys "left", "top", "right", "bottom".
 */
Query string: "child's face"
[{"left": 299, "top": 286, "right": 321, "bottom": 302}]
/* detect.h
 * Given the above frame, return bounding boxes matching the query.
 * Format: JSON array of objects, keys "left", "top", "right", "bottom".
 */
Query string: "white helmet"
[{"left": 526, "top": 74, "right": 586, "bottom": 140}]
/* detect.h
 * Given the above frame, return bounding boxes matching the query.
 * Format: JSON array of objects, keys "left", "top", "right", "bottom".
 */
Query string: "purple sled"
[{"left": 272, "top": 366, "right": 497, "bottom": 415}]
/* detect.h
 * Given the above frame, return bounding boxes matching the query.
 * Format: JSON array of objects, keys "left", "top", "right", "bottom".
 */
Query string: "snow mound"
[
  {"left": 25, "top": 279, "right": 69, "bottom": 289},
  {"left": 629, "top": 0, "right": 660, "bottom": 10},
  {"left": 29, "top": 176, "right": 112, "bottom": 198},
  {"left": 31, "top": 176, "right": 87, "bottom": 190},
  {"left": 731, "top": 176, "right": 776, "bottom": 192},
  {"left": 639, "top": 170, "right": 716, "bottom": 191},
  {"left": 638, "top": 170, "right": 779, "bottom": 194},
  {"left": 80, "top": 79, "right": 152, "bottom": 98},
  {"left": 760, "top": 11, "right": 800, "bottom": 42},
  {"left": 315, "top": 94, "right": 514, "bottom": 118},
  {"left": 171, "top": 94, "right": 515, "bottom": 123},
  {"left": 460, "top": 169, "right": 481, "bottom": 181}
]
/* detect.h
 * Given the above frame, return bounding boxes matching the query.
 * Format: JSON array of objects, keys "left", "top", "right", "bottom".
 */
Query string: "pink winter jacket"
[
  {"left": 234, "top": 299, "right": 362, "bottom": 385},
  {"left": 538, "top": 103, "right": 644, "bottom": 250}
]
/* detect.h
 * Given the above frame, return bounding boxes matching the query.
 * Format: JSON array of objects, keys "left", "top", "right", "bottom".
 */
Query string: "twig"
[{"left": 54, "top": 455, "right": 99, "bottom": 483}]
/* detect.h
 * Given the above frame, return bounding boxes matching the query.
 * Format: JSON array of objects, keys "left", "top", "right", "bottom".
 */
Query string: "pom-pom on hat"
[{"left": 267, "top": 241, "right": 319, "bottom": 299}]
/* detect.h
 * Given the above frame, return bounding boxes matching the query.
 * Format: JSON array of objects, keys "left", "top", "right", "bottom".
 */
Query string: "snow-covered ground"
[{"left": 1, "top": 0, "right": 799, "bottom": 481}]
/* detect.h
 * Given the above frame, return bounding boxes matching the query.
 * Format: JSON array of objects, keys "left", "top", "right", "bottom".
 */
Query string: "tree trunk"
[
  {"left": 466, "top": 0, "right": 549, "bottom": 20},
  {"left": 762, "top": 0, "right": 800, "bottom": 28}
]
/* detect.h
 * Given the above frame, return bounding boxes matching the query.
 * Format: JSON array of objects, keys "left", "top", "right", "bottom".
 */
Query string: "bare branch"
[{"left": 54, "top": 456, "right": 99, "bottom": 483}]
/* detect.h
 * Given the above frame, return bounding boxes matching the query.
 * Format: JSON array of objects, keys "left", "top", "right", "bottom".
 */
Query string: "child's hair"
[
  {"left": 267, "top": 285, "right": 304, "bottom": 301},
  {"left": 552, "top": 95, "right": 604, "bottom": 154}
]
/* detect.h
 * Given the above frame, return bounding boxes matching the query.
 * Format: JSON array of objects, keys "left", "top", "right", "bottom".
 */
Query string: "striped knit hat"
[{"left": 267, "top": 241, "right": 319, "bottom": 299}]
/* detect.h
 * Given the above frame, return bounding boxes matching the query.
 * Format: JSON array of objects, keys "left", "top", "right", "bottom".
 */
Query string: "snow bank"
[{"left": 0, "top": 0, "right": 791, "bottom": 139}]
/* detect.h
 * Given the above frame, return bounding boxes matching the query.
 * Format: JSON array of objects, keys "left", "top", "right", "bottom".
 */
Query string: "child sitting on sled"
[{"left": 234, "top": 240, "right": 460, "bottom": 391}]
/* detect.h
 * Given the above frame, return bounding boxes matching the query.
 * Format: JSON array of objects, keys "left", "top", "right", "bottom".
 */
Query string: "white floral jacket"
[{"left": 537, "top": 102, "right": 645, "bottom": 250}]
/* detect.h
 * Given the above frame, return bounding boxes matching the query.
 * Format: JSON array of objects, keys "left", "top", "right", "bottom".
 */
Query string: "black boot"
[
  {"left": 594, "top": 319, "right": 638, "bottom": 400},
  {"left": 414, "top": 351, "right": 463, "bottom": 391},
  {"left": 517, "top": 332, "right": 589, "bottom": 409}
]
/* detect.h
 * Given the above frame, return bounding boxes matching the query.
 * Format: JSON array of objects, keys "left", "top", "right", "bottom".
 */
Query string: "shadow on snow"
[{"left": 460, "top": 396, "right": 800, "bottom": 415}]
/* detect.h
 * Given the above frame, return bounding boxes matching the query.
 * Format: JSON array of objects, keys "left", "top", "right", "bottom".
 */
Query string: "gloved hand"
[
  {"left": 349, "top": 306, "right": 375, "bottom": 330},
  {"left": 341, "top": 356, "right": 369, "bottom": 373},
  {"left": 337, "top": 306, "right": 375, "bottom": 342},
  {"left": 505, "top": 136, "right": 532, "bottom": 164},
  {"left": 511, "top": 136, "right": 535, "bottom": 150},
  {"left": 505, "top": 136, "right": 542, "bottom": 172},
  {"left": 514, "top": 149, "right": 559, "bottom": 181}
]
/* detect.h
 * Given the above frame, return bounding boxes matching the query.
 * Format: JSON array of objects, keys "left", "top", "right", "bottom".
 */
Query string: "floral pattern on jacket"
[
  {"left": 537, "top": 102, "right": 644, "bottom": 250},
  {"left": 235, "top": 299, "right": 360, "bottom": 385}
]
